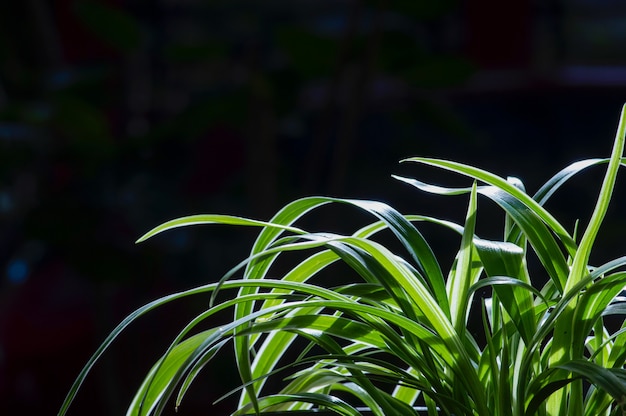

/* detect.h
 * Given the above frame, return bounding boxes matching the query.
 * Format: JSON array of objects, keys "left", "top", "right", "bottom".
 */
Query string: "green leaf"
[
  {"left": 394, "top": 175, "right": 572, "bottom": 291},
  {"left": 234, "top": 393, "right": 362, "bottom": 416},
  {"left": 572, "top": 272, "right": 626, "bottom": 357},
  {"left": 473, "top": 238, "right": 537, "bottom": 345},
  {"left": 128, "top": 331, "right": 224, "bottom": 416},
  {"left": 567, "top": 104, "right": 626, "bottom": 294},
  {"left": 135, "top": 214, "right": 305, "bottom": 243},
  {"left": 549, "top": 103, "right": 626, "bottom": 413},
  {"left": 525, "top": 376, "right": 576, "bottom": 416},
  {"left": 394, "top": 159, "right": 576, "bottom": 254},
  {"left": 557, "top": 360, "right": 626, "bottom": 406},
  {"left": 447, "top": 182, "right": 479, "bottom": 332}
]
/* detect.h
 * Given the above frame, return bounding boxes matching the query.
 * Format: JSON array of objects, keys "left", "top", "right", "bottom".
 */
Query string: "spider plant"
[{"left": 60, "top": 104, "right": 626, "bottom": 416}]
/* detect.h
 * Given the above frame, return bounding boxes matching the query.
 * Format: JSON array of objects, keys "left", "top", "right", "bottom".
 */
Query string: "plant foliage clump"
[{"left": 61, "top": 104, "right": 626, "bottom": 416}]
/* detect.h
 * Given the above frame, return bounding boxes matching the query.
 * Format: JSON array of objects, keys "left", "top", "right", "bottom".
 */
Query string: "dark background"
[{"left": 1, "top": 0, "right": 626, "bottom": 414}]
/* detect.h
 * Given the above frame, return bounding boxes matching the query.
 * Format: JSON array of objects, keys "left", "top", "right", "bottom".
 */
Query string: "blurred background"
[{"left": 1, "top": 0, "right": 626, "bottom": 414}]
